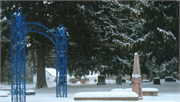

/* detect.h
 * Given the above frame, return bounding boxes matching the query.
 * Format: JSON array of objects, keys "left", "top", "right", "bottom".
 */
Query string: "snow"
[
  {"left": 81, "top": 76, "right": 85, "bottom": 79},
  {"left": 105, "top": 80, "right": 116, "bottom": 84},
  {"left": 0, "top": 91, "right": 9, "bottom": 97},
  {"left": 26, "top": 90, "right": 35, "bottom": 93},
  {"left": 126, "top": 80, "right": 132, "bottom": 85},
  {"left": 111, "top": 88, "right": 124, "bottom": 92},
  {"left": 130, "top": 8, "right": 140, "bottom": 15},
  {"left": 165, "top": 76, "right": 173, "bottom": 78},
  {"left": 132, "top": 74, "right": 141, "bottom": 78},
  {"left": 76, "top": 81, "right": 81, "bottom": 84},
  {"left": 85, "top": 71, "right": 99, "bottom": 82},
  {"left": 125, "top": 88, "right": 159, "bottom": 92},
  {"left": 0, "top": 80, "right": 179, "bottom": 102},
  {"left": 100, "top": 36, "right": 110, "bottom": 41},
  {"left": 157, "top": 27, "right": 176, "bottom": 40},
  {"left": 142, "top": 88, "right": 158, "bottom": 92},
  {"left": 74, "top": 92, "right": 138, "bottom": 97},
  {"left": 70, "top": 75, "right": 75, "bottom": 78},
  {"left": 112, "top": 39, "right": 131, "bottom": 48},
  {"left": 95, "top": 10, "right": 104, "bottom": 15},
  {"left": 154, "top": 76, "right": 160, "bottom": 79},
  {"left": 111, "top": 88, "right": 159, "bottom": 92},
  {"left": 45, "top": 68, "right": 56, "bottom": 77},
  {"left": 114, "top": 55, "right": 131, "bottom": 67},
  {"left": 111, "top": 88, "right": 132, "bottom": 92},
  {"left": 124, "top": 88, "right": 132, "bottom": 91},
  {"left": 0, "top": 91, "right": 10, "bottom": 95},
  {"left": 143, "top": 79, "right": 150, "bottom": 82},
  {"left": 146, "top": 51, "right": 153, "bottom": 57},
  {"left": 0, "top": 84, "right": 36, "bottom": 90},
  {"left": 4, "top": 91, "right": 10, "bottom": 95}
]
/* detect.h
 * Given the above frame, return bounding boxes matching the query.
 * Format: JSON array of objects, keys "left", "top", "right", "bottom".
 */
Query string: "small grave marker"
[
  {"left": 116, "top": 73, "right": 122, "bottom": 85},
  {"left": 153, "top": 77, "right": 160, "bottom": 85},
  {"left": 165, "top": 76, "right": 174, "bottom": 82},
  {"left": 26, "top": 90, "right": 36, "bottom": 95},
  {"left": 97, "top": 75, "right": 106, "bottom": 85}
]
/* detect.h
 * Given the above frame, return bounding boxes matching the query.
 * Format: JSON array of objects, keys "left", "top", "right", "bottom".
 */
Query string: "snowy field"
[{"left": 0, "top": 79, "right": 180, "bottom": 102}]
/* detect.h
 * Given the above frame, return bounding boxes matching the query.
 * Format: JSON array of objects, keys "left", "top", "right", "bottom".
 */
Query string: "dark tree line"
[{"left": 1, "top": 1, "right": 179, "bottom": 87}]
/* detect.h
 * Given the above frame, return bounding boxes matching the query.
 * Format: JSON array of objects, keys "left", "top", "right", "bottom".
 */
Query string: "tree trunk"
[
  {"left": 0, "top": 34, "right": 1, "bottom": 85},
  {"left": 149, "top": 68, "right": 153, "bottom": 81},
  {"left": 36, "top": 45, "right": 47, "bottom": 88},
  {"left": 130, "top": 74, "right": 132, "bottom": 80}
]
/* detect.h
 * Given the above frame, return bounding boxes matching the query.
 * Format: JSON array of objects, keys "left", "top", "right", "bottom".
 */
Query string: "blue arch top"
[{"left": 25, "top": 22, "right": 56, "bottom": 44}]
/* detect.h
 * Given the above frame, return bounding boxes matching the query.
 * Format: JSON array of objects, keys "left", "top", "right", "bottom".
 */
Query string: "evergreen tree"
[
  {"left": 1, "top": 1, "right": 178, "bottom": 83},
  {"left": 1, "top": 18, "right": 11, "bottom": 83},
  {"left": 138, "top": 1, "right": 179, "bottom": 79},
  {"left": 80, "top": 1, "right": 147, "bottom": 76},
  {"left": 1, "top": 1, "right": 53, "bottom": 88}
]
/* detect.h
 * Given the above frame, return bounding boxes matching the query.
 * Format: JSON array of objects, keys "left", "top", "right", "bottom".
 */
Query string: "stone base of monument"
[
  {"left": 111, "top": 88, "right": 159, "bottom": 96},
  {"left": 26, "top": 90, "right": 36, "bottom": 95},
  {"left": 142, "top": 91, "right": 158, "bottom": 96},
  {"left": 142, "top": 88, "right": 159, "bottom": 96},
  {"left": 74, "top": 92, "right": 139, "bottom": 101}
]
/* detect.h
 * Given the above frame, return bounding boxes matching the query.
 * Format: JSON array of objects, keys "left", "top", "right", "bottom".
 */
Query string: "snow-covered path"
[
  {"left": 1, "top": 92, "right": 179, "bottom": 102},
  {"left": 0, "top": 79, "right": 179, "bottom": 102}
]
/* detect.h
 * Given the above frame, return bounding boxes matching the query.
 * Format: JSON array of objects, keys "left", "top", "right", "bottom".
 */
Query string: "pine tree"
[
  {"left": 1, "top": 1, "right": 53, "bottom": 88},
  {"left": 138, "top": 1, "right": 179, "bottom": 78},
  {"left": 80, "top": 1, "right": 146, "bottom": 76},
  {"left": 1, "top": 18, "right": 11, "bottom": 83},
  {"left": 1, "top": 1, "right": 178, "bottom": 82}
]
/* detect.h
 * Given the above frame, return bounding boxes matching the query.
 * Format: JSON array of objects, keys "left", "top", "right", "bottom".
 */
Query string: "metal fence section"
[
  {"left": 56, "top": 24, "right": 67, "bottom": 97},
  {"left": 11, "top": 9, "right": 67, "bottom": 102}
]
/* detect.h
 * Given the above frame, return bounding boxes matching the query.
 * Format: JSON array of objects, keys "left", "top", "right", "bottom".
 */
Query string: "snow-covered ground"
[
  {"left": 0, "top": 79, "right": 119, "bottom": 89},
  {"left": 1, "top": 78, "right": 177, "bottom": 89},
  {"left": 0, "top": 79, "right": 179, "bottom": 102}
]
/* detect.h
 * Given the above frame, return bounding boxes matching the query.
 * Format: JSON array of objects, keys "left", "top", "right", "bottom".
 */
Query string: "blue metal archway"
[{"left": 11, "top": 9, "right": 67, "bottom": 102}]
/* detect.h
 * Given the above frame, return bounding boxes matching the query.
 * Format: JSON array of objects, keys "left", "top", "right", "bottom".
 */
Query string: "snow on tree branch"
[
  {"left": 114, "top": 55, "right": 131, "bottom": 67},
  {"left": 157, "top": 27, "right": 176, "bottom": 40}
]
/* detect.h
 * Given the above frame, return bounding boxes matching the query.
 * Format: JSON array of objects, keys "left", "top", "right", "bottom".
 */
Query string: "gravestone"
[
  {"left": 70, "top": 76, "right": 76, "bottom": 83},
  {"left": 153, "top": 77, "right": 160, "bottom": 85},
  {"left": 165, "top": 76, "right": 174, "bottom": 82},
  {"left": 97, "top": 75, "right": 106, "bottom": 85},
  {"left": 81, "top": 76, "right": 85, "bottom": 84},
  {"left": 26, "top": 90, "right": 36, "bottom": 95},
  {"left": 116, "top": 73, "right": 122, "bottom": 85}
]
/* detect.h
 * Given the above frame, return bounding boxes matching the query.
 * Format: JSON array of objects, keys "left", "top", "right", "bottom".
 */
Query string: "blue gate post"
[
  {"left": 11, "top": 9, "right": 26, "bottom": 102},
  {"left": 64, "top": 28, "right": 68, "bottom": 97},
  {"left": 56, "top": 24, "right": 67, "bottom": 97}
]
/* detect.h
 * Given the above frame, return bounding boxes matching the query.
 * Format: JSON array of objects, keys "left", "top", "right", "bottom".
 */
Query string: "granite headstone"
[{"left": 97, "top": 75, "right": 106, "bottom": 85}]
